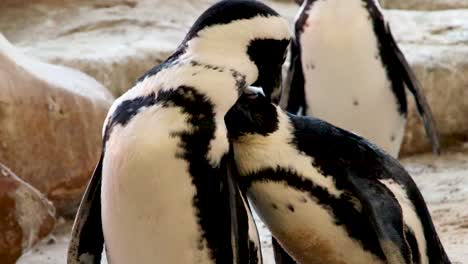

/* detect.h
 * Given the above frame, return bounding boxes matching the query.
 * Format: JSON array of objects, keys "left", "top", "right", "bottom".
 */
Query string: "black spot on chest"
[{"left": 286, "top": 204, "right": 295, "bottom": 212}]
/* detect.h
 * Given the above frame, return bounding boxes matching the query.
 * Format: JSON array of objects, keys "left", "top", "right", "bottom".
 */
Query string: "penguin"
[
  {"left": 224, "top": 90, "right": 451, "bottom": 264},
  {"left": 67, "top": 1, "right": 291, "bottom": 263},
  {"left": 281, "top": 0, "right": 440, "bottom": 158}
]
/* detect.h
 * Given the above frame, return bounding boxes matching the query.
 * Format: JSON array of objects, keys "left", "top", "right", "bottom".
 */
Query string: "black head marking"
[
  {"left": 183, "top": 0, "right": 281, "bottom": 42},
  {"left": 225, "top": 91, "right": 279, "bottom": 140},
  {"left": 248, "top": 38, "right": 290, "bottom": 99}
]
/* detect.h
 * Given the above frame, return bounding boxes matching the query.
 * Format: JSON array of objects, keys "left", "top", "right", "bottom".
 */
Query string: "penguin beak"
[{"left": 245, "top": 86, "right": 265, "bottom": 97}]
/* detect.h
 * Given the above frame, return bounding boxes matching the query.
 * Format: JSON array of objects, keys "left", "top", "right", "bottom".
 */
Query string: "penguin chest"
[
  {"left": 299, "top": 0, "right": 405, "bottom": 157},
  {"left": 101, "top": 106, "right": 214, "bottom": 264},
  {"left": 248, "top": 182, "right": 385, "bottom": 264}
]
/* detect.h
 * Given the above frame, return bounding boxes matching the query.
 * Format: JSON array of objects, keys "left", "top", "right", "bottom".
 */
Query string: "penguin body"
[
  {"left": 225, "top": 91, "right": 450, "bottom": 264},
  {"left": 283, "top": 0, "right": 439, "bottom": 157},
  {"left": 67, "top": 1, "right": 290, "bottom": 263}
]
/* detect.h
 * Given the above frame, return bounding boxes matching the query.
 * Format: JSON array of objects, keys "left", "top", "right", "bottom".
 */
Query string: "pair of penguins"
[{"left": 68, "top": 0, "right": 450, "bottom": 263}]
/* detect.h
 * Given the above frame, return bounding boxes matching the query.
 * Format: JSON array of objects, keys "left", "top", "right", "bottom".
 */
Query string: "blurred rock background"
[{"left": 0, "top": 0, "right": 467, "bottom": 263}]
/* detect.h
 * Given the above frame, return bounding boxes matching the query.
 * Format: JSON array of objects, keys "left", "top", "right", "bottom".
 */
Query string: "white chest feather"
[
  {"left": 299, "top": 0, "right": 405, "bottom": 157},
  {"left": 101, "top": 105, "right": 216, "bottom": 264}
]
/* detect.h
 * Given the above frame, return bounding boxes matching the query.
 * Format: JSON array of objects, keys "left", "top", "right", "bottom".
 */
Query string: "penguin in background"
[
  {"left": 67, "top": 1, "right": 291, "bottom": 263},
  {"left": 225, "top": 89, "right": 451, "bottom": 264},
  {"left": 281, "top": 0, "right": 440, "bottom": 158}
]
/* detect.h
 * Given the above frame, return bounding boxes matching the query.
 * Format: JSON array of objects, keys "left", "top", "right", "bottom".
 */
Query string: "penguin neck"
[
  {"left": 166, "top": 57, "right": 249, "bottom": 167},
  {"left": 135, "top": 53, "right": 255, "bottom": 116},
  {"left": 173, "top": 51, "right": 257, "bottom": 116},
  {"left": 130, "top": 58, "right": 247, "bottom": 166}
]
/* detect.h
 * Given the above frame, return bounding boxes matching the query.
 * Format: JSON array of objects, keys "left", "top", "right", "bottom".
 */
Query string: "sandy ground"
[{"left": 17, "top": 145, "right": 468, "bottom": 264}]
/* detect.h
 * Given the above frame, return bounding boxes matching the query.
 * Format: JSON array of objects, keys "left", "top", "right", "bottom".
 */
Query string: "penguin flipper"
[
  {"left": 272, "top": 237, "right": 297, "bottom": 264},
  {"left": 385, "top": 24, "right": 441, "bottom": 155},
  {"left": 281, "top": 37, "right": 306, "bottom": 116},
  {"left": 345, "top": 173, "right": 412, "bottom": 264},
  {"left": 226, "top": 153, "right": 262, "bottom": 264},
  {"left": 67, "top": 154, "right": 104, "bottom": 264}
]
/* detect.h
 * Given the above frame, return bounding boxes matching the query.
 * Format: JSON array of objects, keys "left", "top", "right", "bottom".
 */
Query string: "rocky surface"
[
  {"left": 0, "top": 35, "right": 114, "bottom": 217},
  {"left": 382, "top": 0, "right": 468, "bottom": 10},
  {"left": 17, "top": 146, "right": 468, "bottom": 264},
  {"left": 0, "top": 163, "right": 55, "bottom": 264},
  {"left": 385, "top": 10, "right": 468, "bottom": 155},
  {"left": 1, "top": 1, "right": 467, "bottom": 155}
]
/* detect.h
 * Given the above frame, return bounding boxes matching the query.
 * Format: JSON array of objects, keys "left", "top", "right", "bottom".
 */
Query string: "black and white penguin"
[
  {"left": 282, "top": 0, "right": 440, "bottom": 157},
  {"left": 225, "top": 90, "right": 451, "bottom": 264},
  {"left": 67, "top": 1, "right": 290, "bottom": 263}
]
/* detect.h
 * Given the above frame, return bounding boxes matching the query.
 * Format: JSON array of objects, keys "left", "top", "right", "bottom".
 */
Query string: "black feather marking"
[
  {"left": 248, "top": 39, "right": 290, "bottom": 98},
  {"left": 157, "top": 86, "right": 230, "bottom": 261},
  {"left": 103, "top": 93, "right": 157, "bottom": 144}
]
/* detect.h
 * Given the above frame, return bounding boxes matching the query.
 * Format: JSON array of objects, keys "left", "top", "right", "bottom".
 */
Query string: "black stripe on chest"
[
  {"left": 241, "top": 168, "right": 386, "bottom": 261},
  {"left": 365, "top": 1, "right": 407, "bottom": 114},
  {"left": 104, "top": 86, "right": 235, "bottom": 262}
]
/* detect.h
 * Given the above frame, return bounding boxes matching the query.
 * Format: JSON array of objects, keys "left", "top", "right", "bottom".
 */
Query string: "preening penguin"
[
  {"left": 225, "top": 90, "right": 450, "bottom": 264},
  {"left": 282, "top": 0, "right": 440, "bottom": 157},
  {"left": 67, "top": 1, "right": 290, "bottom": 263}
]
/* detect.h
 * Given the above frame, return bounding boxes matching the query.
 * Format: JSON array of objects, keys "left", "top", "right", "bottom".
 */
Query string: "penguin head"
[
  {"left": 181, "top": 0, "right": 291, "bottom": 98},
  {"left": 225, "top": 86, "right": 279, "bottom": 140}
]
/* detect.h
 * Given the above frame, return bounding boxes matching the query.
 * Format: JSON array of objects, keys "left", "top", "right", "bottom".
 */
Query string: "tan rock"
[
  {"left": 0, "top": 35, "right": 114, "bottom": 216},
  {"left": 381, "top": 0, "right": 468, "bottom": 10},
  {"left": 0, "top": 163, "right": 55, "bottom": 264}
]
